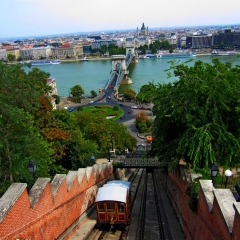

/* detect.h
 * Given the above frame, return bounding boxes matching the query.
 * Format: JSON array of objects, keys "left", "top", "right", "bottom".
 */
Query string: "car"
[
  {"left": 107, "top": 96, "right": 111, "bottom": 99},
  {"left": 68, "top": 107, "right": 76, "bottom": 112},
  {"left": 128, "top": 110, "right": 131, "bottom": 114},
  {"left": 120, "top": 115, "right": 125, "bottom": 119},
  {"left": 119, "top": 104, "right": 124, "bottom": 106},
  {"left": 99, "top": 98, "right": 103, "bottom": 101},
  {"left": 131, "top": 106, "right": 138, "bottom": 109},
  {"left": 89, "top": 100, "right": 94, "bottom": 104}
]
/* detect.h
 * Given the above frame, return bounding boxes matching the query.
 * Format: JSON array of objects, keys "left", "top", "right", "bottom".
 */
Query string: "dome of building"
[{"left": 141, "top": 23, "right": 146, "bottom": 30}]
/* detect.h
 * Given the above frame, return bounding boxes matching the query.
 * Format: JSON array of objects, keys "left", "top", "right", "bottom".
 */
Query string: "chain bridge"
[{"left": 104, "top": 47, "right": 137, "bottom": 97}]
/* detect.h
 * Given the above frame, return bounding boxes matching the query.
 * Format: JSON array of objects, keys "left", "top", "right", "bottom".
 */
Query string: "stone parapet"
[
  {"left": 0, "top": 163, "right": 114, "bottom": 239},
  {"left": 160, "top": 166, "right": 240, "bottom": 240}
]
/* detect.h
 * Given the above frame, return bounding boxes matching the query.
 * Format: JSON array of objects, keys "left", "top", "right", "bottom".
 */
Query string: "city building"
[
  {"left": 137, "top": 23, "right": 149, "bottom": 36},
  {"left": 0, "top": 49, "right": 6, "bottom": 61},
  {"left": 46, "top": 77, "right": 58, "bottom": 110},
  {"left": 212, "top": 29, "right": 240, "bottom": 48}
]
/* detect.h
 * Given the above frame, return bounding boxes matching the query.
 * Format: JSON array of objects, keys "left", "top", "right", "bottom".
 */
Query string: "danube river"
[{"left": 26, "top": 55, "right": 240, "bottom": 97}]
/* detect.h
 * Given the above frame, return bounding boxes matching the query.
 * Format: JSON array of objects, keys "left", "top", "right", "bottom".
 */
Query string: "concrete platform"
[{"left": 68, "top": 211, "right": 97, "bottom": 240}]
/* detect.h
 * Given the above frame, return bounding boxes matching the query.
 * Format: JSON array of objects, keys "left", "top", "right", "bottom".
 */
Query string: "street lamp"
[
  {"left": 107, "top": 144, "right": 111, "bottom": 162},
  {"left": 224, "top": 169, "right": 232, "bottom": 188},
  {"left": 210, "top": 162, "right": 219, "bottom": 186},
  {"left": 90, "top": 155, "right": 95, "bottom": 164},
  {"left": 110, "top": 132, "right": 114, "bottom": 151},
  {"left": 27, "top": 160, "right": 36, "bottom": 179}
]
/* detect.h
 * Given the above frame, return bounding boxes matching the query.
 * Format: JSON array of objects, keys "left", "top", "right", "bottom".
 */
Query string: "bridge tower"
[
  {"left": 111, "top": 55, "right": 128, "bottom": 75},
  {"left": 126, "top": 46, "right": 136, "bottom": 57}
]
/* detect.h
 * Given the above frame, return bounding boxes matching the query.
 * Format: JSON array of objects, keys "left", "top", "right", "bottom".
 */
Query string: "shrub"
[
  {"left": 52, "top": 95, "right": 60, "bottom": 104},
  {"left": 77, "top": 106, "right": 83, "bottom": 111},
  {"left": 187, "top": 181, "right": 200, "bottom": 212}
]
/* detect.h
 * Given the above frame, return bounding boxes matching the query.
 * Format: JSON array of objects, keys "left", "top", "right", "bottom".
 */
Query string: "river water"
[{"left": 26, "top": 55, "right": 240, "bottom": 97}]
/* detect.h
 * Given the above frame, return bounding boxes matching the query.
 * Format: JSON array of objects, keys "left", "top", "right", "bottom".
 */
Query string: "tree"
[
  {"left": 74, "top": 111, "right": 137, "bottom": 152},
  {"left": 160, "top": 40, "right": 170, "bottom": 50},
  {"left": 152, "top": 58, "right": 240, "bottom": 169},
  {"left": 0, "top": 62, "right": 53, "bottom": 194},
  {"left": 136, "top": 82, "right": 157, "bottom": 103},
  {"left": 139, "top": 45, "right": 148, "bottom": 54},
  {"left": 90, "top": 90, "right": 97, "bottom": 98},
  {"left": 7, "top": 54, "right": 16, "bottom": 62},
  {"left": 52, "top": 95, "right": 60, "bottom": 104},
  {"left": 100, "top": 45, "right": 108, "bottom": 55},
  {"left": 70, "top": 84, "right": 85, "bottom": 102},
  {"left": 123, "top": 88, "right": 136, "bottom": 100},
  {"left": 135, "top": 110, "right": 152, "bottom": 133}
]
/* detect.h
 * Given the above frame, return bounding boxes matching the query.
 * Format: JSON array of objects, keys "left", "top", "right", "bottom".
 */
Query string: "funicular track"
[{"left": 134, "top": 170, "right": 172, "bottom": 240}]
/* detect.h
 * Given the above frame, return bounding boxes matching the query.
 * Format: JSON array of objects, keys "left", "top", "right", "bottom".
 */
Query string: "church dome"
[{"left": 141, "top": 23, "right": 146, "bottom": 30}]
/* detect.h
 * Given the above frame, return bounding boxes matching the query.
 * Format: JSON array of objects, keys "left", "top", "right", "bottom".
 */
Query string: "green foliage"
[
  {"left": 139, "top": 45, "right": 148, "bottom": 54},
  {"left": 74, "top": 111, "right": 136, "bottom": 152},
  {"left": 77, "top": 106, "right": 83, "bottom": 111},
  {"left": 108, "top": 43, "right": 126, "bottom": 55},
  {"left": 188, "top": 181, "right": 200, "bottom": 212},
  {"left": 135, "top": 111, "right": 152, "bottom": 133},
  {"left": 7, "top": 54, "right": 16, "bottom": 62},
  {"left": 100, "top": 45, "right": 108, "bottom": 55},
  {"left": 0, "top": 62, "right": 53, "bottom": 190},
  {"left": 112, "top": 106, "right": 119, "bottom": 111},
  {"left": 90, "top": 90, "right": 97, "bottom": 98},
  {"left": 70, "top": 84, "right": 85, "bottom": 97},
  {"left": 52, "top": 95, "right": 60, "bottom": 104},
  {"left": 152, "top": 58, "right": 240, "bottom": 169},
  {"left": 136, "top": 82, "right": 156, "bottom": 103},
  {"left": 112, "top": 161, "right": 125, "bottom": 170},
  {"left": 123, "top": 88, "right": 136, "bottom": 100}
]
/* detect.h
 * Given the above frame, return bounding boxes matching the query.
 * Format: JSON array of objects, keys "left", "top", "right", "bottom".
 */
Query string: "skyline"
[{"left": 1, "top": 0, "right": 240, "bottom": 39}]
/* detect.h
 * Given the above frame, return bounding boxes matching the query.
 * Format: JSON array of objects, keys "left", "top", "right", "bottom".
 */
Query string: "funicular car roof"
[
  {"left": 106, "top": 180, "right": 131, "bottom": 188},
  {"left": 95, "top": 185, "right": 128, "bottom": 203},
  {"left": 103, "top": 182, "right": 130, "bottom": 193}
]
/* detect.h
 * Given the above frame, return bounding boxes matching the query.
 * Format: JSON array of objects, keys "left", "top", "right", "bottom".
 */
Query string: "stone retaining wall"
[
  {"left": 0, "top": 163, "right": 116, "bottom": 239},
  {"left": 160, "top": 166, "right": 240, "bottom": 240}
]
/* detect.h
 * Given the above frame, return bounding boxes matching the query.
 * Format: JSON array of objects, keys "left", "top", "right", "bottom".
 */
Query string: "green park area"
[{"left": 77, "top": 105, "right": 124, "bottom": 120}]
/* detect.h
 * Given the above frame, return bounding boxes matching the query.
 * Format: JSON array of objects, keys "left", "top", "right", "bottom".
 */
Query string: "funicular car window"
[
  {"left": 98, "top": 203, "right": 105, "bottom": 212},
  {"left": 118, "top": 203, "right": 125, "bottom": 212},
  {"left": 106, "top": 202, "right": 115, "bottom": 212}
]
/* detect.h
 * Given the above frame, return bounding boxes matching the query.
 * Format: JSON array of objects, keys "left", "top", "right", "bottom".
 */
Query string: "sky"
[{"left": 1, "top": 0, "right": 240, "bottom": 39}]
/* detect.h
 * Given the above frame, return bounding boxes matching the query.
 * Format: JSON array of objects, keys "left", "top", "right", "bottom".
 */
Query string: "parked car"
[
  {"left": 131, "top": 106, "right": 138, "bottom": 109},
  {"left": 119, "top": 104, "right": 124, "bottom": 106},
  {"left": 89, "top": 100, "right": 94, "bottom": 104},
  {"left": 68, "top": 107, "right": 76, "bottom": 112}
]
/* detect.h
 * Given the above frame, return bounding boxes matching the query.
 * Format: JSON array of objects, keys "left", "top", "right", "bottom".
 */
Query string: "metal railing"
[{"left": 215, "top": 172, "right": 240, "bottom": 191}]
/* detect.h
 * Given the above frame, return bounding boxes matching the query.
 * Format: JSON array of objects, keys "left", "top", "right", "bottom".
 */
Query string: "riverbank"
[{"left": 61, "top": 56, "right": 112, "bottom": 62}]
